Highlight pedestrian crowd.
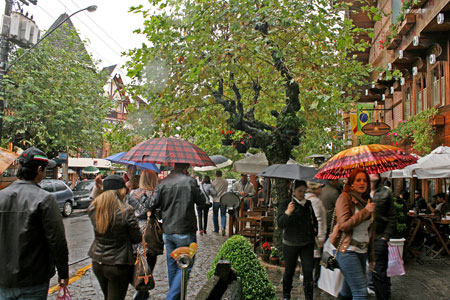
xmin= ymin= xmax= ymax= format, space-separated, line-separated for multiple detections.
xmin=2 ymin=146 xmax=444 ymax=300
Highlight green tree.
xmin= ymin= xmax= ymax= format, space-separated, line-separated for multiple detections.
xmin=127 ymin=0 xmax=372 ymax=246
xmin=3 ymin=24 xmax=111 ymax=157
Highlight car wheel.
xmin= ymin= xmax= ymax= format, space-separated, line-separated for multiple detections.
xmin=63 ymin=201 xmax=73 ymax=217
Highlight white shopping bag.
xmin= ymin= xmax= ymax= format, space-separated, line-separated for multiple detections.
xmin=317 ymin=239 xmax=344 ymax=297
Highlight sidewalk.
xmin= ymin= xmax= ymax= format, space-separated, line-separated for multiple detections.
xmin=53 ymin=212 xmax=450 ymax=299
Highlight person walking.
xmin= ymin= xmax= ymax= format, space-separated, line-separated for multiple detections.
xmin=126 ymin=170 xmax=160 ymax=300
xmin=330 ymin=168 xmax=375 ymax=300
xmin=319 ymin=179 xmax=342 ymax=234
xmin=232 ymin=173 xmax=255 ymax=211
xmin=0 ymin=147 xmax=69 ymax=299
xmin=197 ymin=175 xmax=216 ymax=235
xmin=369 ymin=173 xmax=396 ymax=300
xmin=305 ymin=181 xmax=327 ymax=287
xmin=88 ymin=175 xmax=141 ymax=300
xmin=211 ymin=170 xmax=228 ymax=236
xmin=148 ymin=163 xmax=205 ymax=300
xmin=278 ymin=180 xmax=318 ymax=300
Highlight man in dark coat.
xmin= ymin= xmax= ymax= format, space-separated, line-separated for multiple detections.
xmin=0 ymin=147 xmax=69 ymax=299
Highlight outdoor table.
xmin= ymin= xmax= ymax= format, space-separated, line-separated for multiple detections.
xmin=425 ymin=217 xmax=450 ymax=258
xmin=406 ymin=214 xmax=450 ymax=258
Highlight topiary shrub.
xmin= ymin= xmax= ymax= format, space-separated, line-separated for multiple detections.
xmin=207 ymin=235 xmax=276 ymax=300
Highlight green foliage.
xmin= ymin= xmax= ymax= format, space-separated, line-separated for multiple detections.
xmin=126 ymin=0 xmax=372 ymax=161
xmin=270 ymin=246 xmax=281 ymax=258
xmin=393 ymin=197 xmax=408 ymax=237
xmin=3 ymin=24 xmax=111 ymax=156
xmin=359 ymin=134 xmax=382 ymax=145
xmin=390 ymin=108 xmax=437 ymax=154
xmin=207 ymin=235 xmax=276 ymax=300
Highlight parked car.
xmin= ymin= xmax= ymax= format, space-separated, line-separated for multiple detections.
xmin=72 ymin=179 xmax=95 ymax=209
xmin=40 ymin=179 xmax=74 ymax=217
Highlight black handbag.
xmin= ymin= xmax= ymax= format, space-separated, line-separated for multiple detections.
xmin=132 ymin=234 xmax=155 ymax=291
xmin=320 ymin=208 xmax=342 ymax=270
xmin=144 ymin=215 xmax=164 ymax=256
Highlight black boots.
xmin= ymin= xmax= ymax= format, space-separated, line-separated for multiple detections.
xmin=303 ymin=281 xmax=314 ymax=300
xmin=282 ymin=278 xmax=292 ymax=300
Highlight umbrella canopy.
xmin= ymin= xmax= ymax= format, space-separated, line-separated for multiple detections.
xmin=121 ymin=138 xmax=215 ymax=167
xmin=258 ymin=164 xmax=318 ymax=181
xmin=0 ymin=147 xmax=19 ymax=174
xmin=82 ymin=166 xmax=100 ymax=174
xmin=403 ymin=146 xmax=450 ymax=178
xmin=232 ymin=152 xmax=268 ymax=175
xmin=105 ymin=152 xmax=161 ymax=173
xmin=193 ymin=155 xmax=232 ymax=172
xmin=316 ymin=144 xmax=418 ymax=179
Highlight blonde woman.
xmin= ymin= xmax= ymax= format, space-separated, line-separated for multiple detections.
xmin=126 ymin=170 xmax=159 ymax=300
xmin=88 ymin=175 xmax=141 ymax=300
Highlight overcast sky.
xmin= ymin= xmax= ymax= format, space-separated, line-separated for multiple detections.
xmin=1 ymin=0 xmax=151 ymax=82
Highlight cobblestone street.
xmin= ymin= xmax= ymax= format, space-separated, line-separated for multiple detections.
xmin=50 ymin=212 xmax=450 ymax=299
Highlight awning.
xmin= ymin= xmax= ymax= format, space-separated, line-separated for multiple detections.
xmin=68 ymin=157 xmax=112 ymax=169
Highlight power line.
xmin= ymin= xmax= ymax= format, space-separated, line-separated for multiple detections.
xmin=68 ymin=0 xmax=127 ymax=52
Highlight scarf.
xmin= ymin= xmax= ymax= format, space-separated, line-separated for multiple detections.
xmin=349 ymin=189 xmax=369 ymax=210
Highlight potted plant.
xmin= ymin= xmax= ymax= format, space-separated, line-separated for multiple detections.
xmin=261 ymin=242 xmax=271 ymax=262
xmin=270 ymin=246 xmax=280 ymax=265
xmin=221 ymin=129 xmax=234 ymax=145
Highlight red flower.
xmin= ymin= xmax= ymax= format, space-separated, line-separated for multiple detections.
xmin=221 ymin=129 xmax=225 ymax=134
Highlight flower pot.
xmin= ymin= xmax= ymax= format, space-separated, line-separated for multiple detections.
xmin=261 ymin=254 xmax=270 ymax=262
xmin=222 ymin=138 xmax=232 ymax=145
xmin=234 ymin=143 xmax=248 ymax=153
xmin=269 ymin=256 xmax=279 ymax=265
xmin=280 ymin=260 xmax=286 ymax=267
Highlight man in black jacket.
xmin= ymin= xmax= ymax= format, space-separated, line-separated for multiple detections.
xmin=370 ymin=173 xmax=397 ymax=300
xmin=149 ymin=163 xmax=205 ymax=300
xmin=0 ymin=147 xmax=69 ymax=299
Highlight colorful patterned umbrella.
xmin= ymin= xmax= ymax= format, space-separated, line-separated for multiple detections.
xmin=121 ymin=138 xmax=215 ymax=167
xmin=0 ymin=147 xmax=19 ymax=174
xmin=315 ymin=144 xmax=418 ymax=179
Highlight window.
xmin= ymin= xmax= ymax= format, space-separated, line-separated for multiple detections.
xmin=392 ymin=0 xmax=403 ymax=24
xmin=415 ymin=73 xmax=425 ymax=114
xmin=404 ymin=85 xmax=411 ymax=120
xmin=54 ymin=182 xmax=67 ymax=191
xmin=430 ymin=61 xmax=445 ymax=107
xmin=41 ymin=182 xmax=53 ymax=192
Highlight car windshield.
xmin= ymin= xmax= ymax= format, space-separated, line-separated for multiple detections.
xmin=73 ymin=181 xmax=94 ymax=191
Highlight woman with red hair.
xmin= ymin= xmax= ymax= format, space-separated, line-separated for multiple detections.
xmin=330 ymin=168 xmax=375 ymax=300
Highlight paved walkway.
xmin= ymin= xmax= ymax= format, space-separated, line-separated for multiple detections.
xmin=50 ymin=214 xmax=450 ymax=299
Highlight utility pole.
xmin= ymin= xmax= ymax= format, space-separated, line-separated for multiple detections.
xmin=0 ymin=0 xmax=13 ymax=145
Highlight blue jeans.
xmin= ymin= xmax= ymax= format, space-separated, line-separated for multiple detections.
xmin=0 ymin=281 xmax=49 ymax=300
xmin=163 ymin=233 xmax=197 ymax=300
xmin=212 ymin=202 xmax=226 ymax=232
xmin=336 ymin=251 xmax=368 ymax=300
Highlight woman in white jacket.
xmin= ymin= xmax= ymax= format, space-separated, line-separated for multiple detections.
xmin=305 ymin=181 xmax=327 ymax=286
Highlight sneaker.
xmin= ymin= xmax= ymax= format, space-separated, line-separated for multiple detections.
xmin=200 ymin=230 xmax=204 ymax=235
xmin=367 ymin=288 xmax=375 ymax=296
xmin=222 ymin=228 xmax=226 ymax=236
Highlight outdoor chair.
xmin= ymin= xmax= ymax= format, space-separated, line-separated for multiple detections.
xmin=236 ymin=216 xmax=261 ymax=251
xmin=259 ymin=216 xmax=274 ymax=243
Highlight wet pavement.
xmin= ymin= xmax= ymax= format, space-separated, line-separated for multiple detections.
xmin=50 ymin=212 xmax=450 ymax=299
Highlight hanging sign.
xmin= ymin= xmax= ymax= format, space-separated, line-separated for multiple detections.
xmin=361 ymin=122 xmax=391 ymax=136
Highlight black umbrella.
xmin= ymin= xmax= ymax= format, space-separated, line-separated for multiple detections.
xmin=257 ymin=164 xmax=319 ymax=181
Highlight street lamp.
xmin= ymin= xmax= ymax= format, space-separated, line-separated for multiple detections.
xmin=6 ymin=5 xmax=97 ymax=72
xmin=0 ymin=4 xmax=97 ymax=144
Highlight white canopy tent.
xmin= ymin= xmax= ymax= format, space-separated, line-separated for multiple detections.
xmin=232 ymin=152 xmax=268 ymax=174
xmin=403 ymin=146 xmax=450 ymax=179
